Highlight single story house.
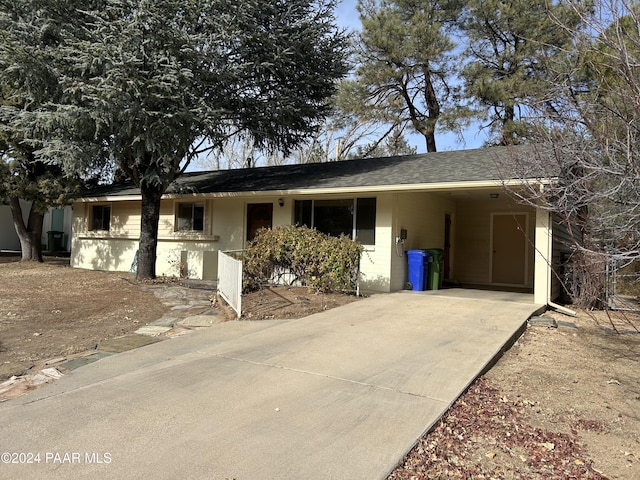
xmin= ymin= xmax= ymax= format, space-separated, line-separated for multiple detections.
xmin=70 ymin=145 xmax=571 ymax=305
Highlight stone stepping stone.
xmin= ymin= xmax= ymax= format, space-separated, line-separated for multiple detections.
xmin=134 ymin=325 xmax=172 ymax=337
xmin=150 ymin=316 xmax=178 ymax=327
xmin=177 ymin=314 xmax=223 ymax=328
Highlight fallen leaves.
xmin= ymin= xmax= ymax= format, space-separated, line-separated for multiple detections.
xmin=387 ymin=378 xmax=607 ymax=480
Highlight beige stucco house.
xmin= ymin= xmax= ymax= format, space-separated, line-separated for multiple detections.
xmin=70 ymin=145 xmax=571 ymax=305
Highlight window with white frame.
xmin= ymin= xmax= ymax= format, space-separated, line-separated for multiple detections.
xmin=91 ymin=205 xmax=111 ymax=231
xmin=176 ymin=202 xmax=204 ymax=232
xmin=294 ymin=198 xmax=376 ymax=245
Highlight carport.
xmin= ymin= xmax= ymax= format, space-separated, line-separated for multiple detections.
xmin=389 ymin=186 xmax=554 ymax=305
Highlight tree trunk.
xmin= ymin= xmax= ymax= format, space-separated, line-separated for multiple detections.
xmin=136 ymin=186 xmax=163 ymax=280
xmin=405 ymin=67 xmax=439 ymax=153
xmin=501 ymin=104 xmax=516 ymax=145
xmin=9 ymin=197 xmax=44 ymax=262
xmin=409 ymin=112 xmax=438 ymax=153
xmin=413 ymin=121 xmax=437 ymax=153
xmin=424 ymin=127 xmax=437 ymax=153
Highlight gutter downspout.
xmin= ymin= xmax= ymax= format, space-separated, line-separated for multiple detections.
xmin=548 ymin=300 xmax=577 ymax=317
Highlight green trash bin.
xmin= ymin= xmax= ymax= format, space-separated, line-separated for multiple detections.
xmin=425 ymin=248 xmax=444 ymax=290
xmin=47 ymin=231 xmax=64 ymax=252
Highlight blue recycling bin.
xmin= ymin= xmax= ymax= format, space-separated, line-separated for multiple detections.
xmin=407 ymin=249 xmax=430 ymax=291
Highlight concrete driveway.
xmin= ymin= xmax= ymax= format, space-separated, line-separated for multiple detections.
xmin=0 ymin=289 xmax=543 ymax=480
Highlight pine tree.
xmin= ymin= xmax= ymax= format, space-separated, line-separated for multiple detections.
xmin=352 ymin=0 xmax=467 ymax=152
xmin=459 ymin=0 xmax=587 ymax=145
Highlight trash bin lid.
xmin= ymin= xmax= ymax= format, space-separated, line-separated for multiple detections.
xmin=406 ymin=249 xmax=427 ymax=256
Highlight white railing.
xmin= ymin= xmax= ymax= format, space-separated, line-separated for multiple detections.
xmin=217 ymin=250 xmax=243 ymax=318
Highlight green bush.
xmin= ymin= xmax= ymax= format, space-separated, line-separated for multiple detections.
xmin=243 ymin=225 xmax=364 ymax=293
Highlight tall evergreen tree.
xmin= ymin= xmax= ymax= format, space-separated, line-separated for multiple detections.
xmin=0 ymin=3 xmax=85 ymax=261
xmin=459 ymin=0 xmax=587 ymax=145
xmin=4 ymin=0 xmax=349 ymax=279
xmin=352 ymin=0 xmax=467 ymax=153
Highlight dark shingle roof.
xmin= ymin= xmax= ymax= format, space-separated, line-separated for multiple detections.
xmin=84 ymin=145 xmax=554 ymax=198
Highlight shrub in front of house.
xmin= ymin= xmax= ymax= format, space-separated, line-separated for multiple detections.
xmin=243 ymin=225 xmax=363 ymax=294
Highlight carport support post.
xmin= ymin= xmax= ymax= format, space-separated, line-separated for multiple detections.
xmin=533 ymin=208 xmax=551 ymax=305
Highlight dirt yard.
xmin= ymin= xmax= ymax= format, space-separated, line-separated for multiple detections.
xmin=0 ymin=256 xmax=357 ymax=380
xmin=0 ymin=256 xmax=167 ymax=379
xmin=1 ymin=257 xmax=638 ymax=479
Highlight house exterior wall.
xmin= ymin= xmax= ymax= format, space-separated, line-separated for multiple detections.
xmin=73 ymin=197 xmax=225 ymax=277
xmin=71 ymin=194 xmax=396 ymax=292
xmin=534 ymin=209 xmax=552 ymax=304
xmin=388 ymin=192 xmax=456 ymax=291
xmin=208 ymin=195 xmax=392 ymax=289
xmin=71 ymin=188 xmax=547 ymax=299
xmin=453 ymin=196 xmax=536 ymax=287
xmin=73 ymin=200 xmax=139 ymax=273
xmin=355 ymin=193 xmax=393 ymax=292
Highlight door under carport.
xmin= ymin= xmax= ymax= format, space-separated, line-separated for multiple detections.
xmin=491 ymin=213 xmax=528 ymax=285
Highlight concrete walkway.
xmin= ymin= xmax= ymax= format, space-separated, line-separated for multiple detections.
xmin=0 ymin=289 xmax=543 ymax=480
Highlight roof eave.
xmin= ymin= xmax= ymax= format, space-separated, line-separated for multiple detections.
xmin=75 ymin=177 xmax=555 ymax=203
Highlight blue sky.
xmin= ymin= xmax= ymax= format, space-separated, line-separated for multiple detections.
xmin=333 ymin=0 xmax=486 ymax=153
xmin=335 ymin=0 xmax=361 ymax=31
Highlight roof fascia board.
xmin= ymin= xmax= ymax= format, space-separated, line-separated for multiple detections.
xmin=77 ymin=177 xmax=556 ymax=203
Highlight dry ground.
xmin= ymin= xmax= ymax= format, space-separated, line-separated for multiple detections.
xmin=1 ymin=257 xmax=638 ymax=479
xmin=0 ymin=255 xmax=357 ymax=379
xmin=388 ymin=309 xmax=640 ymax=480
xmin=0 ymin=256 xmax=167 ymax=379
